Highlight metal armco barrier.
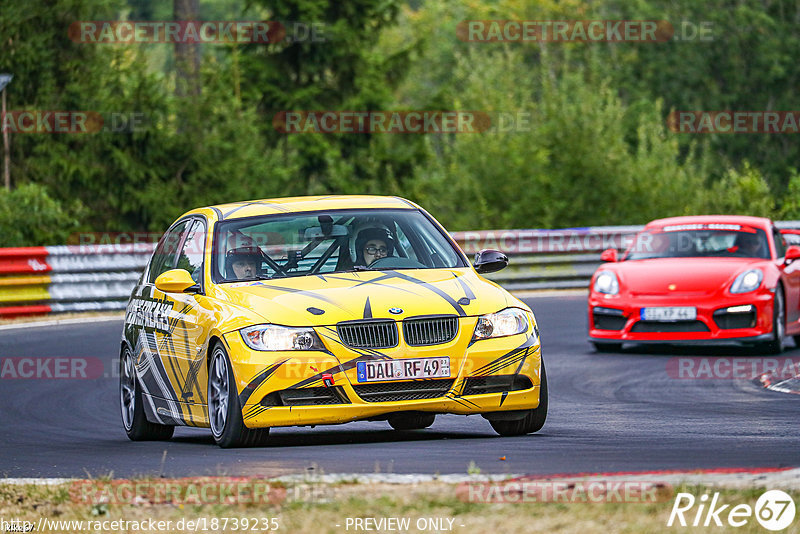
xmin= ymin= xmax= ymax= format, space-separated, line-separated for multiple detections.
xmin=0 ymin=244 xmax=153 ymax=317
xmin=2 ymin=222 xmax=799 ymax=317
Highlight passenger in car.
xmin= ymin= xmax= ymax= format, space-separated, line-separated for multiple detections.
xmin=225 ymin=246 xmax=261 ymax=279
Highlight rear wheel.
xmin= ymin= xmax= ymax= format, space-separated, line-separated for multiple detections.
xmin=760 ymin=288 xmax=786 ymax=355
xmin=592 ymin=342 xmax=622 ymax=353
xmin=388 ymin=412 xmax=435 ymax=430
xmin=120 ymin=347 xmax=174 ymax=441
xmin=208 ymin=344 xmax=269 ymax=448
xmin=489 ymin=361 xmax=548 ymax=437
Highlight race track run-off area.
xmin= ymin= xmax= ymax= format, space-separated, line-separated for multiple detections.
xmin=1 ymin=295 xmax=798 ymax=479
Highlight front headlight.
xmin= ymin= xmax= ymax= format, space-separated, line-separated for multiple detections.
xmin=594 ymin=271 xmax=619 ymax=295
xmin=473 ymin=308 xmax=530 ymax=340
xmin=240 ymin=324 xmax=325 ymax=351
xmin=730 ymin=269 xmax=763 ymax=294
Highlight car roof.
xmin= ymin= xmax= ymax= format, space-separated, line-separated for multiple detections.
xmin=644 ymin=215 xmax=773 ymax=231
xmin=182 ymin=195 xmax=420 ymax=222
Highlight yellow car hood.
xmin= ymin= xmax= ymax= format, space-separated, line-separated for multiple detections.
xmin=213 ymin=268 xmax=517 ymax=327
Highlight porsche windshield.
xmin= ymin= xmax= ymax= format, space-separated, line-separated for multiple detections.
xmin=626 ymin=226 xmax=770 ymax=260
xmin=212 ymin=209 xmax=466 ymax=282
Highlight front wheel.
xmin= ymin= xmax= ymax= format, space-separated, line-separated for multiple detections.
xmin=208 ymin=344 xmax=270 ymax=448
xmin=760 ymin=288 xmax=786 ymax=355
xmin=489 ymin=361 xmax=548 ymax=437
xmin=120 ymin=347 xmax=174 ymax=441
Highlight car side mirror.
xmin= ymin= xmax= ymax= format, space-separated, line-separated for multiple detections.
xmin=473 ymin=249 xmax=508 ymax=274
xmin=155 ymin=269 xmax=200 ymax=293
xmin=600 ymin=248 xmax=618 ymax=262
xmin=785 ymin=245 xmax=800 ymax=263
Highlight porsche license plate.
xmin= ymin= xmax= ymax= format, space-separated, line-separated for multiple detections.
xmin=356 ymin=357 xmax=450 ymax=383
xmin=640 ymin=307 xmax=697 ymax=321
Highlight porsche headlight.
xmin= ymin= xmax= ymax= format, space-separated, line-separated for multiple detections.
xmin=594 ymin=271 xmax=620 ymax=295
xmin=473 ymin=308 xmax=531 ymax=340
xmin=240 ymin=324 xmax=324 ymax=351
xmin=730 ymin=269 xmax=763 ymax=294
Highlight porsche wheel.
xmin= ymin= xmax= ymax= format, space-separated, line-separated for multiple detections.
xmin=120 ymin=347 xmax=174 ymax=441
xmin=388 ymin=412 xmax=435 ymax=430
xmin=489 ymin=361 xmax=548 ymax=437
xmin=760 ymin=288 xmax=786 ymax=355
xmin=208 ymin=344 xmax=269 ymax=448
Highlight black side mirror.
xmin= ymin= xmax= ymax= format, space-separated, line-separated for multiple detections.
xmin=473 ymin=249 xmax=508 ymax=274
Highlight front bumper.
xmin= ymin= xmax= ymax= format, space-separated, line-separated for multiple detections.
xmin=588 ymin=290 xmax=775 ymax=345
xmin=222 ymin=325 xmax=542 ymax=429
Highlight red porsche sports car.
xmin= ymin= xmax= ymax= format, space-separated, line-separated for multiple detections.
xmin=588 ymin=216 xmax=800 ymax=353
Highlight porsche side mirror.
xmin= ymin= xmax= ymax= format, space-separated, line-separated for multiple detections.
xmin=155 ymin=269 xmax=200 ymax=293
xmin=785 ymin=245 xmax=800 ymax=264
xmin=473 ymin=249 xmax=508 ymax=274
xmin=600 ymin=248 xmax=618 ymax=262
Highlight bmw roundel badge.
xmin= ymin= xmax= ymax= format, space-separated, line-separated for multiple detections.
xmin=389 ymin=307 xmax=403 ymax=315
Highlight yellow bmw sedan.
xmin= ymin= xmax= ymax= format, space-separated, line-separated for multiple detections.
xmin=120 ymin=195 xmax=546 ymax=447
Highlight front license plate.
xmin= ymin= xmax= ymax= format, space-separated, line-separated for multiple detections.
xmin=640 ymin=306 xmax=697 ymax=321
xmin=356 ymin=357 xmax=450 ymax=383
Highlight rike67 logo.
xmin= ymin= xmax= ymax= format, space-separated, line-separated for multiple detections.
xmin=668 ymin=490 xmax=795 ymax=531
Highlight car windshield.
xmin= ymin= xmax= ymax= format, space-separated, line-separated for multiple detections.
xmin=625 ymin=225 xmax=770 ymax=260
xmin=212 ymin=208 xmax=466 ymax=282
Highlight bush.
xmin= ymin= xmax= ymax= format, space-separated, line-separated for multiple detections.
xmin=0 ymin=184 xmax=84 ymax=246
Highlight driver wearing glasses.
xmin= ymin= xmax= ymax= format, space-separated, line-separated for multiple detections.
xmin=355 ymin=228 xmax=394 ymax=267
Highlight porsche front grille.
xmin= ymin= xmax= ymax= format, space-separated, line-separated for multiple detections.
xmin=353 ymin=379 xmax=455 ymax=402
xmin=337 ymin=320 xmax=398 ymax=349
xmin=631 ymin=320 xmax=709 ymax=333
xmin=403 ymin=316 xmax=458 ymax=346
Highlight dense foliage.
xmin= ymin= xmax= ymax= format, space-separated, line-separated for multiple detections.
xmin=1 ymin=0 xmax=798 ymax=244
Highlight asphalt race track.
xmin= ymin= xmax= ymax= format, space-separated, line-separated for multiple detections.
xmin=1 ymin=295 xmax=798 ymax=478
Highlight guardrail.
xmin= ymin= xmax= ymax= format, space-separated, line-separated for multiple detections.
xmin=0 ymin=244 xmax=153 ymax=317
xmin=2 ymin=222 xmax=800 ymax=317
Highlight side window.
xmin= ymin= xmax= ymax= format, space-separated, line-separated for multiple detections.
xmin=176 ymin=220 xmax=206 ymax=284
xmin=148 ymin=221 xmax=189 ymax=284
xmin=774 ymin=228 xmax=787 ymax=258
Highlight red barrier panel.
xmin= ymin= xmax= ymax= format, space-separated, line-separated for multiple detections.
xmin=0 ymin=304 xmax=52 ymax=318
xmin=0 ymin=258 xmax=52 ymax=274
xmin=0 ymin=247 xmax=49 ymax=258
xmin=0 ymin=247 xmax=52 ymax=275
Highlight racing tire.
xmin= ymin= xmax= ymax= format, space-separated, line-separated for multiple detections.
xmin=208 ymin=343 xmax=270 ymax=448
xmin=592 ymin=342 xmax=622 ymax=353
xmin=120 ymin=347 xmax=174 ymax=441
xmin=760 ymin=287 xmax=786 ymax=355
xmin=489 ymin=361 xmax=548 ymax=437
xmin=388 ymin=412 xmax=436 ymax=430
